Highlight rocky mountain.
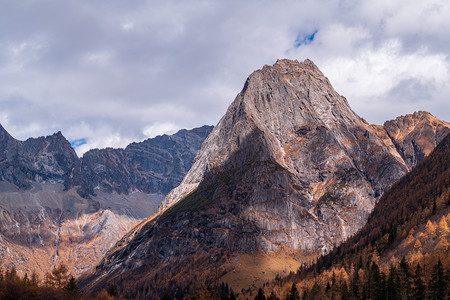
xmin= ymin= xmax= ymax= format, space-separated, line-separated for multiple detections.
xmin=0 ymin=125 xmax=79 ymax=190
xmin=381 ymin=111 xmax=449 ymax=169
xmin=244 ymin=132 xmax=450 ymax=300
xmin=0 ymin=125 xmax=212 ymax=277
xmin=324 ymin=131 xmax=449 ymax=269
xmin=80 ymin=59 xmax=449 ymax=299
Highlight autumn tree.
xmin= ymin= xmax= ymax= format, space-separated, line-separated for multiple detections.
xmin=437 ymin=218 xmax=449 ymax=237
xmin=30 ymin=271 xmax=39 ymax=286
xmin=46 ymin=263 xmax=70 ymax=288
xmin=286 ymin=283 xmax=300 ymax=300
xmin=268 ymin=291 xmax=279 ymax=300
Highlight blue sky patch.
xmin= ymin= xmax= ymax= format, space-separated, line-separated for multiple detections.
xmin=294 ymin=30 xmax=318 ymax=48
xmin=70 ymin=138 xmax=87 ymax=148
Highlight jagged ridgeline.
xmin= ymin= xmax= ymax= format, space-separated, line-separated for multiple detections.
xmin=0 ymin=125 xmax=212 ymax=278
xmin=80 ymin=59 xmax=449 ymax=299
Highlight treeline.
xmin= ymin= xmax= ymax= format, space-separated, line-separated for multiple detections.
xmin=235 ymin=255 xmax=447 ymax=299
xmin=0 ymin=264 xmax=129 ymax=299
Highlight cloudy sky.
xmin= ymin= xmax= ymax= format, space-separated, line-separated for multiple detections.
xmin=1 ymin=0 xmax=449 ymax=155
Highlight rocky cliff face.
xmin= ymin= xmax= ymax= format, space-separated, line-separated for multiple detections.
xmin=0 ymin=125 xmax=211 ymax=278
xmin=72 ymin=125 xmax=213 ymax=197
xmin=0 ymin=125 xmax=79 ymax=190
xmin=81 ymin=59 xmax=449 ymax=299
xmin=382 ymin=111 xmax=449 ymax=169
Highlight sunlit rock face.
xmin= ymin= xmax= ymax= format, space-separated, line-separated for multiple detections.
xmin=84 ymin=59 xmax=449 ymax=299
xmin=160 ymin=59 xmax=448 ymax=253
xmin=382 ymin=111 xmax=449 ymax=169
xmin=0 ymin=125 xmax=211 ymax=278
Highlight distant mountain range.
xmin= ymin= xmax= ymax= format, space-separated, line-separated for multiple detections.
xmin=80 ymin=59 xmax=449 ymax=299
xmin=0 ymin=124 xmax=212 ymax=277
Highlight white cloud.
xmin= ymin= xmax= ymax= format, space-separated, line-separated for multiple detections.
xmin=317 ymin=39 xmax=449 ymax=123
xmin=143 ymin=122 xmax=179 ymax=139
xmin=121 ymin=22 xmax=134 ymax=31
xmin=83 ymin=50 xmax=114 ymax=66
xmin=321 ymin=40 xmax=448 ymax=99
xmin=64 ymin=121 xmax=137 ymax=156
xmin=0 ymin=0 xmax=448 ymax=152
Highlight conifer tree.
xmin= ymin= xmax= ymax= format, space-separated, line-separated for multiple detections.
xmin=107 ymin=285 xmax=117 ymax=297
xmin=331 ymin=271 xmax=336 ymax=287
xmin=22 ymin=273 xmax=29 ymax=285
xmin=351 ymin=268 xmax=360 ymax=298
xmin=429 ymin=259 xmax=447 ymax=300
xmin=286 ymin=283 xmax=300 ymax=300
xmin=399 ymin=257 xmax=412 ymax=299
xmin=368 ymin=261 xmax=383 ymax=300
xmin=30 ymin=271 xmax=39 ymax=286
xmin=161 ymin=293 xmax=172 ymax=300
xmin=413 ymin=263 xmax=426 ymax=300
xmin=64 ymin=276 xmax=79 ymax=294
xmin=46 ymin=263 xmax=70 ymax=288
xmin=255 ymin=287 xmax=266 ymax=300
xmin=386 ymin=265 xmax=399 ymax=300
xmin=268 ymin=291 xmax=278 ymax=300
xmin=340 ymin=281 xmax=350 ymax=300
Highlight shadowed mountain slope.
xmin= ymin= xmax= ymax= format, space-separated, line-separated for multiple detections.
xmin=80 ymin=59 xmax=449 ymax=299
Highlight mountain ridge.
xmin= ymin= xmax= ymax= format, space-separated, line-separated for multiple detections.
xmin=243 ymin=132 xmax=450 ymax=300
xmin=80 ymin=59 xmax=449 ymax=299
xmin=0 ymin=124 xmax=212 ymax=278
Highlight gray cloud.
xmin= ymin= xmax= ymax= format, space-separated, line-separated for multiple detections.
xmin=0 ymin=0 xmax=449 ymax=155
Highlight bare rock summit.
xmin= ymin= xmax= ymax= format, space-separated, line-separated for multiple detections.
xmin=81 ymin=59 xmax=449 ymax=299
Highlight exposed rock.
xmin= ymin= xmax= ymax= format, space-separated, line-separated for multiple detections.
xmin=382 ymin=111 xmax=449 ymax=169
xmin=0 ymin=125 xmax=211 ymax=278
xmin=0 ymin=128 xmax=79 ymax=190
xmin=72 ymin=125 xmax=213 ymax=197
xmin=81 ymin=59 xmax=449 ymax=299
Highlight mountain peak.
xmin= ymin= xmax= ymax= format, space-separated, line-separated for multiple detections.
xmin=272 ymin=58 xmax=319 ymax=72
xmin=262 ymin=58 xmax=324 ymax=79
xmin=273 ymin=58 xmax=300 ymax=68
xmin=383 ymin=111 xmax=450 ymax=168
xmin=82 ymin=59 xmax=450 ymax=298
xmin=161 ymin=58 xmax=364 ymax=210
xmin=0 ymin=123 xmax=15 ymax=142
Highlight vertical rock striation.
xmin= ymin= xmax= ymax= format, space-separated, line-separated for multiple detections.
xmin=81 ymin=59 xmax=449 ymax=299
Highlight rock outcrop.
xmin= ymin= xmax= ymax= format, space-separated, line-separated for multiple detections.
xmin=0 ymin=126 xmax=79 ymax=190
xmin=382 ymin=111 xmax=449 ymax=169
xmin=0 ymin=125 xmax=212 ymax=277
xmin=81 ymin=59 xmax=449 ymax=299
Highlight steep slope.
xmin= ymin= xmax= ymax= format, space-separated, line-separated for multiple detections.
xmin=382 ymin=111 xmax=449 ymax=169
xmin=334 ymin=131 xmax=449 ymax=264
xmin=0 ymin=125 xmax=212 ymax=278
xmin=81 ymin=59 xmax=449 ymax=299
xmin=0 ymin=126 xmax=79 ymax=190
xmin=255 ymin=133 xmax=449 ymax=300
